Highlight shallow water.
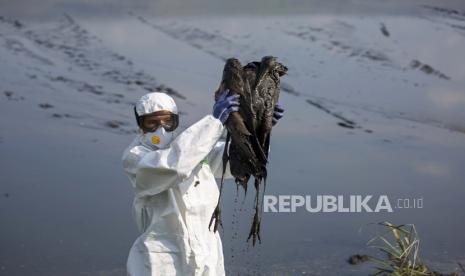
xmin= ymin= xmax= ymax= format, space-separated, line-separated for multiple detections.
xmin=1 ymin=1 xmax=465 ymax=275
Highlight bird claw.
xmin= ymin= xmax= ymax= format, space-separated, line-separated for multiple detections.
xmin=209 ymin=205 xmax=223 ymax=232
xmin=247 ymin=213 xmax=261 ymax=246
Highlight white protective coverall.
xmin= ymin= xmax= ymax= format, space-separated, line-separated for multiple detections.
xmin=122 ymin=92 xmax=232 ymax=276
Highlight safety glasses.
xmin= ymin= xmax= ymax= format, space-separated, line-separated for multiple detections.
xmin=140 ymin=112 xmax=179 ymax=132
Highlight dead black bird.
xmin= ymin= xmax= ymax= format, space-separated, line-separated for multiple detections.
xmin=208 ymin=56 xmax=287 ymax=245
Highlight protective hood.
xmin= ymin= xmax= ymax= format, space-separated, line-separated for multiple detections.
xmin=135 ymin=92 xmax=178 ymax=116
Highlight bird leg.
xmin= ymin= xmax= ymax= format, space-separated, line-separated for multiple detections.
xmin=209 ymin=132 xmax=231 ymax=232
xmin=247 ymin=177 xmax=264 ymax=246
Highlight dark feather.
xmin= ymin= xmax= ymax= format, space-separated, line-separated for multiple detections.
xmin=210 ymin=56 xmax=288 ymax=245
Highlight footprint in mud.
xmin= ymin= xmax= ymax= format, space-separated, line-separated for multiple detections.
xmin=284 ymin=25 xmax=392 ymax=65
xmin=134 ymin=14 xmax=249 ymax=64
xmin=50 ymin=75 xmax=106 ymax=96
xmin=74 ymin=119 xmax=135 ymax=135
xmin=52 ymin=113 xmax=131 ymax=134
xmin=358 ymin=49 xmax=390 ymax=62
xmin=3 ymin=91 xmax=25 ymax=101
xmin=79 ymin=83 xmax=104 ymax=95
xmin=104 ymin=93 xmax=129 ymax=104
xmin=306 ymin=99 xmax=361 ymax=129
xmin=4 ymin=37 xmax=55 ymax=66
xmin=2 ymin=15 xmax=185 ymax=138
xmin=380 ymin=23 xmax=390 ymax=37
xmin=20 ymin=14 xmax=184 ymax=100
xmin=39 ymin=103 xmax=54 ymax=109
xmin=105 ymin=120 xmax=125 ymax=129
xmin=51 ymin=113 xmax=72 ymax=118
xmin=105 ymin=98 xmax=121 ymax=104
xmin=409 ymin=59 xmax=450 ymax=80
xmin=0 ymin=16 xmax=24 ymax=29
xmin=306 ymin=99 xmax=376 ymax=134
xmin=338 ymin=122 xmax=356 ymax=129
xmin=4 ymin=91 xmax=12 ymax=98
xmin=423 ymin=5 xmax=465 ymax=19
xmin=421 ymin=5 xmax=465 ymax=36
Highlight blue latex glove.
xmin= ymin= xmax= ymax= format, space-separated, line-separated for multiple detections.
xmin=213 ymin=89 xmax=240 ymax=125
xmin=272 ymin=104 xmax=284 ymax=126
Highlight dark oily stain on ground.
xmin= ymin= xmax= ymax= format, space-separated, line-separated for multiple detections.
xmin=348 ymin=254 xmax=370 ymax=265
xmin=50 ymin=75 xmax=136 ymax=104
xmin=422 ymin=5 xmax=465 ymax=34
xmin=17 ymin=14 xmax=185 ymax=100
xmin=338 ymin=122 xmax=356 ymax=129
xmin=285 ymin=26 xmax=391 ymax=64
xmin=105 ymin=120 xmax=125 ymax=129
xmin=422 ymin=5 xmax=465 ymax=20
xmin=134 ymin=14 xmax=246 ymax=63
xmin=306 ymin=99 xmax=359 ymax=129
xmin=328 ymin=40 xmax=390 ymax=62
xmin=1 ymin=14 xmax=185 ymax=140
xmin=4 ymin=91 xmax=14 ymax=98
xmin=449 ymin=23 xmax=465 ymax=31
xmin=79 ymin=83 xmax=104 ymax=95
xmin=359 ymin=49 xmax=390 ymax=62
xmin=280 ymin=81 xmax=300 ymax=96
xmin=210 ymin=56 xmax=287 ymax=246
xmin=154 ymin=84 xmax=185 ymax=99
xmin=39 ymin=103 xmax=54 ymax=109
xmin=3 ymin=90 xmax=24 ymax=101
xmin=410 ymin=60 xmax=450 ymax=80
xmin=52 ymin=113 xmax=72 ymax=118
xmin=78 ymin=120 xmax=135 ymax=135
xmin=51 ymin=75 xmax=106 ymax=95
xmin=305 ymin=99 xmax=376 ymax=133
xmin=0 ymin=16 xmax=24 ymax=29
xmin=380 ymin=22 xmax=390 ymax=37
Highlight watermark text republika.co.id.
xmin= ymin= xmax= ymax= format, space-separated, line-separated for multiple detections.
xmin=263 ymin=195 xmax=424 ymax=213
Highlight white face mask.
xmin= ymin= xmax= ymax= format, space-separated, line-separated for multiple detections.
xmin=141 ymin=127 xmax=175 ymax=149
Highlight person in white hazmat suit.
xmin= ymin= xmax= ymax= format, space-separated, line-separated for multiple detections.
xmin=121 ymin=91 xmax=284 ymax=276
